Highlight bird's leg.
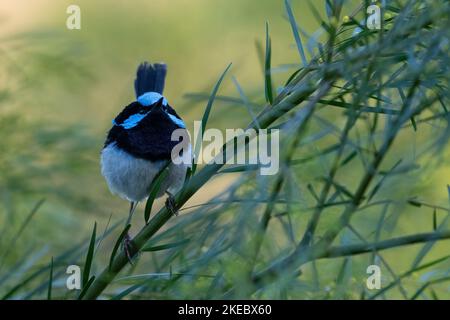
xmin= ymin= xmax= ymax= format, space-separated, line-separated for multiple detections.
xmin=123 ymin=201 xmax=138 ymax=264
xmin=125 ymin=201 xmax=137 ymax=226
xmin=165 ymin=191 xmax=178 ymax=216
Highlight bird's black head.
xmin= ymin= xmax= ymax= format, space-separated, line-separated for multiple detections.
xmin=104 ymin=62 xmax=188 ymax=161
xmin=105 ymin=94 xmax=187 ymax=161
xmin=112 ymin=94 xmax=184 ymax=130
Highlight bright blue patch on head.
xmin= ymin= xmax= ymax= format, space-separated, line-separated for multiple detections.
xmin=137 ymin=92 xmax=168 ymax=107
xmin=167 ymin=113 xmax=186 ymax=128
xmin=121 ymin=112 xmax=151 ymax=129
xmin=111 ymin=92 xmax=184 ymax=130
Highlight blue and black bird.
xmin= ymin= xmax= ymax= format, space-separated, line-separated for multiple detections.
xmin=101 ymin=62 xmax=191 ymax=257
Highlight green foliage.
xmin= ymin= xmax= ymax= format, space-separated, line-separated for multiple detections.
xmin=191 ymin=63 xmax=232 ymax=176
xmin=82 ymin=222 xmax=97 ymax=288
xmin=1 ymin=0 xmax=449 ymax=300
xmin=144 ymin=162 xmax=171 ymax=223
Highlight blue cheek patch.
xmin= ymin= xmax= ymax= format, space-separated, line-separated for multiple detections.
xmin=137 ymin=92 xmax=168 ymax=107
xmin=167 ymin=113 xmax=186 ymax=128
xmin=120 ymin=112 xmax=150 ymax=129
xmin=112 ymin=92 xmax=185 ymax=130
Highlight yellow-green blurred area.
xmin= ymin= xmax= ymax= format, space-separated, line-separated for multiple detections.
xmin=0 ymin=0 xmax=338 ymax=261
xmin=1 ymin=0 xmax=310 ymax=244
xmin=0 ymin=0 xmax=449 ymax=299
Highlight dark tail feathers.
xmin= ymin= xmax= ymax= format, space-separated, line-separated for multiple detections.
xmin=134 ymin=62 xmax=167 ymax=97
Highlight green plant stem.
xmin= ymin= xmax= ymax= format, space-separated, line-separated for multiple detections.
xmin=249 ymin=81 xmax=332 ymax=272
xmin=251 ymin=86 xmax=440 ymax=287
xmin=81 ymin=2 xmax=448 ymax=298
xmin=347 ymin=224 xmax=409 ymax=299
xmin=298 ymin=22 xmax=381 ymax=250
xmin=81 ymin=75 xmax=324 ymax=299
xmin=322 ymin=230 xmax=450 ymax=259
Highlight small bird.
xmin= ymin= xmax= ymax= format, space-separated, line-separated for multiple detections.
xmin=101 ymin=62 xmax=191 ymax=259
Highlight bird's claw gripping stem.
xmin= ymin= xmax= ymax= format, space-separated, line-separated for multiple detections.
xmin=165 ymin=192 xmax=178 ymax=216
xmin=123 ymin=233 xmax=135 ymax=265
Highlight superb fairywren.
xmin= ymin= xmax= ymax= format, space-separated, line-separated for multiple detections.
xmin=101 ymin=62 xmax=191 ymax=259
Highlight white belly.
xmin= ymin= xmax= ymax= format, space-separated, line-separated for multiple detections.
xmin=100 ymin=143 xmax=188 ymax=202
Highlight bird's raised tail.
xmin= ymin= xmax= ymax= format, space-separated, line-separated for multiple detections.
xmin=134 ymin=62 xmax=167 ymax=98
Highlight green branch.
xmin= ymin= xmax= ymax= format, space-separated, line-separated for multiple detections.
xmin=322 ymin=231 xmax=450 ymax=259
xmin=81 ymin=74 xmax=322 ymax=300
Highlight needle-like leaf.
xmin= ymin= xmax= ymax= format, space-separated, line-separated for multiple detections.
xmin=144 ymin=163 xmax=171 ymax=223
xmin=264 ymin=22 xmax=274 ymax=105
xmin=191 ymin=63 xmax=232 ymax=175
xmin=285 ymin=0 xmax=308 ymax=66
xmin=82 ymin=222 xmax=97 ymax=288
xmin=109 ymin=224 xmax=131 ymax=271
xmin=142 ymin=239 xmax=190 ymax=252
xmin=47 ymin=257 xmax=53 ymax=300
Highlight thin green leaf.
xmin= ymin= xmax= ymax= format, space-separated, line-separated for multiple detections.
xmin=264 ymin=22 xmax=274 ymax=104
xmin=144 ymin=163 xmax=171 ymax=223
xmin=433 ymin=209 xmax=437 ymax=231
xmin=437 ymin=94 xmax=448 ymax=114
xmin=231 ymin=76 xmax=260 ymax=129
xmin=191 ymin=63 xmax=232 ymax=175
xmin=78 ymin=276 xmax=96 ymax=300
xmin=284 ymin=67 xmax=303 ymax=86
xmin=410 ymin=276 xmax=450 ymax=300
xmin=307 ymin=183 xmax=320 ymax=202
xmin=83 ymin=222 xmax=97 ymax=288
xmin=0 ymin=198 xmax=45 ymax=272
xmin=340 ymin=150 xmax=357 ymax=167
xmin=407 ymin=198 xmax=422 ymax=207
xmin=323 ymin=177 xmax=356 ymax=200
xmin=335 ymin=257 xmax=351 ymax=298
xmin=254 ymin=39 xmax=265 ymax=73
xmin=429 ymin=288 xmax=439 ymax=300
xmin=411 ymin=213 xmax=450 ymax=269
xmin=369 ymin=255 xmax=450 ymax=299
xmin=317 ymin=99 xmax=400 ymax=115
xmin=336 ymin=257 xmax=350 ymax=285
xmin=367 ymin=159 xmax=402 ymax=202
xmin=47 ymin=257 xmax=53 ymax=300
xmin=285 ymin=0 xmax=308 ymax=66
xmin=410 ymin=117 xmax=417 ymax=131
xmin=1 ymin=220 xmax=122 ymax=300
xmin=184 ymin=93 xmax=259 ymax=108
xmin=142 ymin=239 xmax=190 ymax=252
xmin=109 ymin=224 xmax=131 ymax=271
xmin=325 ymin=0 xmax=333 ymax=18
xmin=1 ymin=242 xmax=83 ymax=300
xmin=218 ymin=164 xmax=260 ymax=174
xmin=111 ymin=282 xmax=147 ymax=300
xmin=0 ymin=246 xmax=46 ymax=287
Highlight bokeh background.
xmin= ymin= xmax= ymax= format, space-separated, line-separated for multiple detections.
xmin=1 ymin=0 xmax=331 ymax=262
xmin=1 ymin=0 xmax=449 ymax=299
xmin=1 ymin=0 xmax=305 ymax=250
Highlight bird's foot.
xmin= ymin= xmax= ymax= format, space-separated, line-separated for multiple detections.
xmin=165 ymin=192 xmax=178 ymax=216
xmin=122 ymin=233 xmax=135 ymax=265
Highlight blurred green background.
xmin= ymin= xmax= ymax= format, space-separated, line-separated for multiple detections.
xmin=0 ymin=0 xmax=324 ymax=257
xmin=1 ymin=0 xmax=449 ymax=299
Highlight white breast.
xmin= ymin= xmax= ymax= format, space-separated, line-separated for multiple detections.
xmin=100 ymin=143 xmax=189 ymax=202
